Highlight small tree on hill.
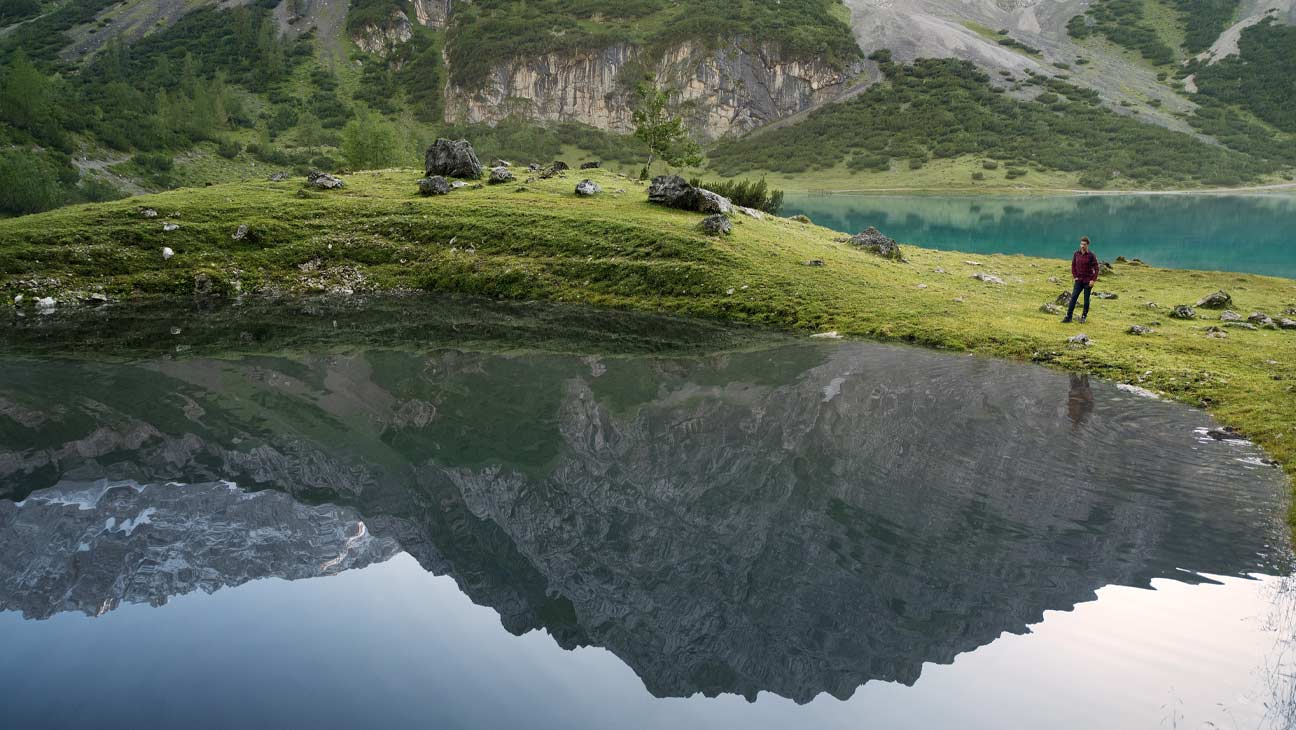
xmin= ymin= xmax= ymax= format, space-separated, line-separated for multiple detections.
xmin=341 ymin=107 xmax=402 ymax=170
xmin=632 ymin=77 xmax=702 ymax=179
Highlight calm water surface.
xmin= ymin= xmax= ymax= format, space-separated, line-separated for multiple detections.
xmin=783 ymin=193 xmax=1296 ymax=278
xmin=0 ymin=300 xmax=1292 ymax=729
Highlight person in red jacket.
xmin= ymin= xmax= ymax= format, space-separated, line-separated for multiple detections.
xmin=1062 ymin=236 xmax=1099 ymax=323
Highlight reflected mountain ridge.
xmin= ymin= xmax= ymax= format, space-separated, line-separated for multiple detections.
xmin=0 ymin=336 xmax=1290 ymax=703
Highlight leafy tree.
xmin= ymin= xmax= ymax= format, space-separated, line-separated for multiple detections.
xmin=632 ymin=78 xmax=702 ymax=177
xmin=341 ymin=107 xmax=402 ymax=169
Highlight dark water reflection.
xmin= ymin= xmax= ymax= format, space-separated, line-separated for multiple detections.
xmin=0 ymin=300 xmax=1291 ymax=725
xmin=782 ymin=193 xmax=1296 ymax=278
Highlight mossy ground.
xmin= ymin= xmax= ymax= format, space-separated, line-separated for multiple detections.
xmin=2 ymin=167 xmax=1294 ymax=519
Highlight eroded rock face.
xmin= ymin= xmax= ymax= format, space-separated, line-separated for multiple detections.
xmin=352 ymin=10 xmax=413 ymax=57
xmin=444 ymin=40 xmax=868 ymax=140
xmin=424 ymin=138 xmax=483 ymax=179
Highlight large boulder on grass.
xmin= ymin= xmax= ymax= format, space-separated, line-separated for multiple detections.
xmin=647 ymin=175 xmax=732 ymax=214
xmin=424 ymin=138 xmax=483 ymax=178
xmin=843 ymin=227 xmax=904 ymax=261
xmin=575 ymin=179 xmax=601 ymax=197
xmin=1196 ymin=290 xmax=1232 ymax=309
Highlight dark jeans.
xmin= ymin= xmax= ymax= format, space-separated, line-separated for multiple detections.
xmin=1065 ymin=279 xmax=1092 ymax=319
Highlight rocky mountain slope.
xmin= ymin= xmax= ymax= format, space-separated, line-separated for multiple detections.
xmin=0 ymin=334 xmax=1288 ymax=699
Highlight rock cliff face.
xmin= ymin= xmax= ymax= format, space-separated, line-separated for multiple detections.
xmin=0 ymin=342 xmax=1289 ymax=702
xmin=445 ymin=40 xmax=869 ymax=139
xmin=411 ymin=0 xmax=451 ymax=29
xmin=353 ymin=9 xmax=414 ymax=56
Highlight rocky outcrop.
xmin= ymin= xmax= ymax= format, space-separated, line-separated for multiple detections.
xmin=352 ymin=9 xmax=414 ymax=57
xmin=647 ymin=175 xmax=731 ymax=214
xmin=410 ymin=0 xmax=451 ymax=29
xmin=445 ymin=40 xmax=866 ymax=139
xmin=843 ymin=226 xmax=904 ymax=260
xmin=424 ymin=138 xmax=483 ymax=178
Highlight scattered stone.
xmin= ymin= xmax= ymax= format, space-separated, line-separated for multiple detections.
xmin=418 ymin=176 xmax=451 ymax=196
xmin=162 ymin=247 xmax=174 ymax=260
xmin=1067 ymin=333 xmax=1091 ymax=346
xmin=141 ymin=208 xmax=158 ymax=218
xmin=1283 ymin=307 xmax=1296 ymax=316
xmin=916 ymin=283 xmax=928 ymax=289
xmin=579 ymin=161 xmax=601 ymax=169
xmin=933 ymin=267 xmax=946 ymax=274
xmin=1127 ymin=324 xmax=1154 ymax=335
xmin=35 ymin=296 xmax=55 ymax=311
xmin=470 ymin=183 xmax=484 ymax=190
xmin=1055 ymin=291 xmax=1074 ymax=306
xmin=12 ymin=294 xmax=22 ymax=306
xmin=513 ymin=186 xmax=528 ymax=193
xmin=1169 ymin=305 xmax=1196 ymax=319
xmin=1279 ymin=318 xmax=1296 ymax=330
xmin=697 ymin=214 xmax=732 ymax=236
xmin=963 ymin=260 xmax=983 ymax=266
xmin=451 ymin=180 xmax=467 ymax=189
xmin=268 ymin=171 xmax=291 ymax=182
xmin=1144 ymin=302 xmax=1159 ymax=309
xmin=232 ymin=224 xmax=248 ymax=241
xmin=972 ymin=272 xmax=1005 ymax=285
xmin=424 ymin=138 xmax=483 ymax=178
xmin=1205 ymin=326 xmax=1228 ymax=339
xmin=810 ymin=331 xmax=842 ymax=339
xmin=841 ymin=227 xmax=903 ymax=261
xmin=575 ymin=179 xmax=601 ymax=197
xmin=1040 ymin=303 xmax=1061 ymax=314
xmin=85 ymin=293 xmax=109 ymax=306
xmin=1224 ymin=321 xmax=1258 ymax=330
xmin=306 ymin=170 xmax=345 ymax=189
xmin=1195 ymin=290 xmax=1232 ymax=309
xmin=1248 ymin=311 xmax=1276 ymax=328
xmin=488 ymin=166 xmax=515 ymax=184
xmin=1219 ymin=310 xmax=1243 ymax=322
xmin=527 ymin=163 xmax=541 ymax=172
xmin=1206 ymin=426 xmax=1247 ymax=441
xmin=550 ymin=160 xmax=570 ymax=172
xmin=162 ymin=222 xmax=180 ymax=232
xmin=646 ymin=175 xmax=732 ymax=214
xmin=803 ymin=259 xmax=825 ymax=267
xmin=1094 ymin=291 xmax=1118 ymax=299
xmin=490 ymin=159 xmax=511 ymax=168
xmin=1100 ymin=261 xmax=1116 ymax=275
xmin=1047 ymin=276 xmax=1059 ymax=283
xmin=735 ymin=205 xmax=764 ymax=220
xmin=790 ymin=214 xmax=811 ymax=224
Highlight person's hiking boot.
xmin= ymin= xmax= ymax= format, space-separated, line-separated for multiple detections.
xmin=1061 ymin=317 xmax=1072 ymax=324
xmin=1079 ymin=315 xmax=1087 ymax=323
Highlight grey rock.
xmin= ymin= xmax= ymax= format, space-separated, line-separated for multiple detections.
xmin=1279 ymin=318 xmax=1296 ymax=330
xmin=1248 ymin=312 xmax=1276 ymax=328
xmin=1206 ymin=427 xmax=1247 ymax=441
xmin=490 ymin=159 xmax=511 ymax=168
xmin=1224 ymin=322 xmax=1258 ymax=330
xmin=647 ymin=175 xmax=733 ymax=215
xmin=1094 ymin=292 xmax=1117 ymax=300
xmin=418 ymin=176 xmax=452 ymax=196
xmin=1067 ymin=333 xmax=1090 ymax=346
xmin=268 ymin=172 xmax=291 ymax=182
xmin=580 ymin=161 xmax=601 ymax=169
xmin=141 ymin=208 xmax=158 ymax=218
xmin=488 ymin=167 xmax=515 ymax=184
xmin=803 ymin=259 xmax=825 ymax=267
xmin=1055 ymin=291 xmax=1074 ymax=306
xmin=1127 ymin=325 xmax=1154 ymax=335
xmin=843 ymin=227 xmax=904 ymax=261
xmin=1219 ymin=310 xmax=1243 ymax=322
xmin=575 ymin=179 xmax=602 ymax=197
xmin=972 ymin=272 xmax=1005 ymax=285
xmin=232 ymin=224 xmax=249 ymax=241
xmin=1195 ymin=290 xmax=1232 ymax=309
xmin=451 ymin=181 xmax=467 ymax=189
xmin=306 ymin=170 xmax=345 ymax=189
xmin=162 ymin=222 xmax=180 ymax=232
xmin=1169 ymin=305 xmax=1196 ymax=320
xmin=550 ymin=160 xmax=570 ymax=172
xmin=161 ymin=247 xmax=174 ymax=260
xmin=1144 ymin=302 xmax=1160 ymax=309
xmin=527 ymin=163 xmax=542 ymax=172
xmin=424 ymin=138 xmax=483 ymax=178
xmin=698 ymin=214 xmax=732 ymax=236
xmin=1039 ymin=303 xmax=1061 ymax=315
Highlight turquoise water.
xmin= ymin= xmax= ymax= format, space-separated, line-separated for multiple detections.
xmin=782 ymin=193 xmax=1296 ymax=279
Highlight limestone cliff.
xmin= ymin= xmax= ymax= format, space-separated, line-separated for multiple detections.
xmin=445 ymin=40 xmax=870 ymax=139
xmin=353 ymin=8 xmax=414 ymax=56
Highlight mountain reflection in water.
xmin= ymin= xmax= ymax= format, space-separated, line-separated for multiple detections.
xmin=0 ymin=335 xmax=1290 ymax=704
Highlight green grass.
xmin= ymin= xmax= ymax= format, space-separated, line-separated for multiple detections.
xmin=2 ymin=168 xmax=1295 ymax=524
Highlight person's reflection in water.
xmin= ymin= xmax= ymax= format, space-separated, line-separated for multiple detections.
xmin=1068 ymin=373 xmax=1095 ymax=428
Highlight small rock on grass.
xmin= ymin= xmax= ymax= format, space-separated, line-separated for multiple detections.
xmin=1094 ymin=292 xmax=1117 ymax=300
xmin=1195 ymin=290 xmax=1232 ymax=309
xmin=1067 ymin=333 xmax=1091 ymax=346
xmin=575 ymin=179 xmax=601 ymax=197
xmin=1127 ymin=324 xmax=1154 ymax=335
xmin=791 ymin=214 xmax=811 ymax=224
xmin=972 ymin=272 xmax=1005 ymax=285
xmin=306 ymin=170 xmax=345 ymax=189
xmin=232 ymin=224 xmax=248 ymax=241
xmin=802 ymin=259 xmax=825 ymax=267
xmin=1220 ymin=310 xmax=1243 ymax=322
xmin=142 ymin=208 xmax=158 ymax=218
xmin=698 ymin=214 xmax=732 ymax=236
xmin=811 ymin=331 xmax=842 ymax=339
xmin=1170 ymin=305 xmax=1196 ymax=320
xmin=488 ymin=167 xmax=515 ymax=184
xmin=162 ymin=247 xmax=174 ymax=260
xmin=1279 ymin=318 xmax=1296 ymax=330
xmin=1040 ymin=303 xmax=1061 ymax=315
xmin=1205 ymin=326 xmax=1227 ymax=338
xmin=163 ymin=222 xmax=180 ymax=232
xmin=418 ymin=176 xmax=451 ymax=196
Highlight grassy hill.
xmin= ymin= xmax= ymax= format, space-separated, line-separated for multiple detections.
xmin=3 ymin=168 xmax=1295 ymax=518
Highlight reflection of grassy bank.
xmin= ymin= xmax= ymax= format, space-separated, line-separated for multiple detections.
xmin=2 ymin=168 xmax=1294 ymax=524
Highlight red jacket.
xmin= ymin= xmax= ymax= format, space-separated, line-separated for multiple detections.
xmin=1072 ymin=250 xmax=1099 ymax=284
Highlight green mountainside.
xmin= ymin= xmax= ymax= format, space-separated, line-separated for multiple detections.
xmin=0 ymin=0 xmax=1294 ymax=217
